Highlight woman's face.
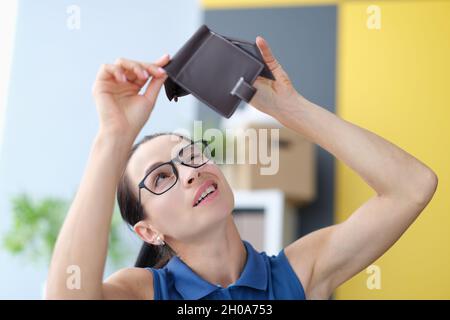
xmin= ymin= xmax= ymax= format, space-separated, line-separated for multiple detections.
xmin=126 ymin=134 xmax=235 ymax=244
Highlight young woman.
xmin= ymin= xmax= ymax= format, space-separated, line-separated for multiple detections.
xmin=46 ymin=36 xmax=438 ymax=300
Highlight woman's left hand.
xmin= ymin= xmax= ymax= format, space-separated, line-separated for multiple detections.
xmin=249 ymin=36 xmax=301 ymax=119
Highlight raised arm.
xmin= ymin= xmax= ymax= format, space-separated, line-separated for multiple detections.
xmin=279 ymin=96 xmax=437 ymax=299
xmin=250 ymin=37 xmax=438 ymax=299
xmin=45 ymin=56 xmax=169 ymax=299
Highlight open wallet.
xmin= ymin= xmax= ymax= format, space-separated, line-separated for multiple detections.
xmin=163 ymin=24 xmax=275 ymax=118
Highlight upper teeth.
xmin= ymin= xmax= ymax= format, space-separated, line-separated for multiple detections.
xmin=195 ymin=185 xmax=216 ymax=206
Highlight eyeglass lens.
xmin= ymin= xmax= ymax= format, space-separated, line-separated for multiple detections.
xmin=144 ymin=141 xmax=211 ymax=194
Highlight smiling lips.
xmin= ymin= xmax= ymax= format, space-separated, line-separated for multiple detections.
xmin=193 ymin=180 xmax=219 ymax=207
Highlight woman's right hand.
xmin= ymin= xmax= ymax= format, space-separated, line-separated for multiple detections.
xmin=92 ymin=55 xmax=170 ymax=142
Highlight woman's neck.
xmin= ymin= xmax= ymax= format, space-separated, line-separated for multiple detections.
xmin=174 ymin=215 xmax=247 ymax=288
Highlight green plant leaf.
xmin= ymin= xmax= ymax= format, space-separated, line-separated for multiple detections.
xmin=2 ymin=193 xmax=131 ymax=268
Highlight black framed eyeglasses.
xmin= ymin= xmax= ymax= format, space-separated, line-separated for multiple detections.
xmin=138 ymin=139 xmax=213 ymax=207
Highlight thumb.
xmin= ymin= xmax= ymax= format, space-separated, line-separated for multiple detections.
xmin=255 ymin=36 xmax=288 ymax=81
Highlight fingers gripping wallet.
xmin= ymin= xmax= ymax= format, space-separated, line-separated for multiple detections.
xmin=163 ymin=25 xmax=275 ymax=118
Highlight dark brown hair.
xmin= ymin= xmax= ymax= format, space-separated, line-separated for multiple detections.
xmin=117 ymin=132 xmax=191 ymax=268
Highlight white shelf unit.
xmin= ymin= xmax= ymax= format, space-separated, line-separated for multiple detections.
xmin=233 ymin=189 xmax=298 ymax=256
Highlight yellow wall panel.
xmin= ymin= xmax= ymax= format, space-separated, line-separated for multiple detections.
xmin=201 ymin=0 xmax=340 ymax=9
xmin=336 ymin=0 xmax=450 ymax=299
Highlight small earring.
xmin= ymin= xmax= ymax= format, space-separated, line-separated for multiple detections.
xmin=156 ymin=235 xmax=165 ymax=246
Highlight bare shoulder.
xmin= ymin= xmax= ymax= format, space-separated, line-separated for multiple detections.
xmin=284 ymin=226 xmax=334 ymax=300
xmin=103 ymin=267 xmax=154 ymax=300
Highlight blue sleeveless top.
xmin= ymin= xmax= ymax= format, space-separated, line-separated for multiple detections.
xmin=145 ymin=240 xmax=306 ymax=300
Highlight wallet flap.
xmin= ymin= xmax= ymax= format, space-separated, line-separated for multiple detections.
xmin=230 ymin=77 xmax=257 ymax=102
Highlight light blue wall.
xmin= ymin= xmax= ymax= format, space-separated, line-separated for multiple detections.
xmin=0 ymin=0 xmax=200 ymax=299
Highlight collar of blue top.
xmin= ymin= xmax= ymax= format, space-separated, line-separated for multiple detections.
xmin=165 ymin=240 xmax=268 ymax=300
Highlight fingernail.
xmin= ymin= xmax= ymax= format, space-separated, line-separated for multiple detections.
xmin=143 ymin=70 xmax=149 ymax=78
xmin=121 ymin=74 xmax=127 ymax=82
xmin=158 ymin=67 xmax=166 ymax=74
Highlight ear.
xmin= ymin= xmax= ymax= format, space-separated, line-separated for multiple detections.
xmin=133 ymin=220 xmax=163 ymax=246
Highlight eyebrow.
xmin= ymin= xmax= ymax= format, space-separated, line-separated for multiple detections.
xmin=143 ymin=147 xmax=182 ymax=176
xmin=142 ymin=139 xmax=195 ymax=177
xmin=144 ymin=161 xmax=166 ymax=177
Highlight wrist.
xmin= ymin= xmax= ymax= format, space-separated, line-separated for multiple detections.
xmin=94 ymin=129 xmax=134 ymax=155
xmin=275 ymin=93 xmax=309 ymax=123
xmin=92 ymin=131 xmax=134 ymax=179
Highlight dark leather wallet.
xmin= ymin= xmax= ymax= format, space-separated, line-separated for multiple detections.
xmin=163 ymin=24 xmax=274 ymax=118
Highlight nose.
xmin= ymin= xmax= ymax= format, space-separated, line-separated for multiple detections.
xmin=179 ymin=165 xmax=201 ymax=187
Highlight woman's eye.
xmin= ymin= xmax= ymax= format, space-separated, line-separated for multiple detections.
xmin=155 ymin=173 xmax=167 ymax=186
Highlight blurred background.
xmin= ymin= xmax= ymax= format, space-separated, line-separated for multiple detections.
xmin=0 ymin=0 xmax=449 ymax=299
